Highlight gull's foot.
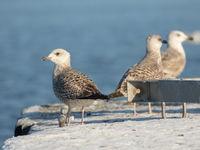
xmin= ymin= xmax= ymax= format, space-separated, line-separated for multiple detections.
xmin=133 ymin=112 xmax=146 ymax=116
xmin=148 ymin=112 xmax=161 ymax=116
xmin=67 ymin=122 xmax=71 ymax=126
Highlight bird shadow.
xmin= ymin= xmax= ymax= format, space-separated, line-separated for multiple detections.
xmin=17 ymin=105 xmax=200 ymax=136
xmin=183 ymin=107 xmax=200 ymax=114
xmin=72 ymin=109 xmax=151 ymax=119
xmin=84 ymin=117 xmax=160 ymax=124
xmin=21 ymin=111 xmax=60 ymax=120
xmin=162 ymin=107 xmax=200 ymax=114
xmin=21 ymin=106 xmax=200 ymax=122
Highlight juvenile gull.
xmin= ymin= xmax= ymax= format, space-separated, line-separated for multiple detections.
xmin=161 ymin=30 xmax=193 ymax=117
xmin=108 ymin=35 xmax=167 ymax=115
xmin=161 ymin=30 xmax=193 ymax=77
xmin=42 ymin=49 xmax=108 ymax=125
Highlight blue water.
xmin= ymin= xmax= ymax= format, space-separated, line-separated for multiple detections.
xmin=0 ymin=0 xmax=200 ymax=148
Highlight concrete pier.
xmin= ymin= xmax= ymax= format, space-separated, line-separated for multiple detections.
xmin=3 ymin=101 xmax=200 ymax=150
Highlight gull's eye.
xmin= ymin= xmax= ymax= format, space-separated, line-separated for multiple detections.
xmin=176 ymin=33 xmax=181 ymax=37
xmin=55 ymin=52 xmax=60 ymax=56
xmin=158 ymin=38 xmax=162 ymax=42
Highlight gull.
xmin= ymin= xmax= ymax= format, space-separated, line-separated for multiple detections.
xmin=162 ymin=30 xmax=193 ymax=77
xmin=108 ymin=35 xmax=167 ymax=115
xmin=161 ymin=30 xmax=193 ymax=117
xmin=42 ymin=49 xmax=108 ymax=125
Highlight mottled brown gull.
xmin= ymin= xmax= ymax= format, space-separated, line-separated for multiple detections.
xmin=42 ymin=49 xmax=108 ymax=125
xmin=108 ymin=35 xmax=167 ymax=115
xmin=161 ymin=30 xmax=193 ymax=77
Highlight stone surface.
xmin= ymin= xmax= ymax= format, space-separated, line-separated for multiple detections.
xmin=3 ymin=101 xmax=200 ymax=150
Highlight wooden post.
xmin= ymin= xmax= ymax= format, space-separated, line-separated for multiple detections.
xmin=60 ymin=106 xmax=68 ymax=115
xmin=58 ymin=115 xmax=66 ymax=127
xmin=182 ymin=103 xmax=187 ymax=118
xmin=161 ymin=102 xmax=166 ymax=119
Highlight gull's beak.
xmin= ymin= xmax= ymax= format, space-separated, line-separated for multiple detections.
xmin=41 ymin=56 xmax=50 ymax=61
xmin=187 ymin=36 xmax=194 ymax=41
xmin=162 ymin=40 xmax=168 ymax=44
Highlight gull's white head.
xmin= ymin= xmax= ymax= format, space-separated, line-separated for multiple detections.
xmin=168 ymin=30 xmax=193 ymax=45
xmin=146 ymin=35 xmax=167 ymax=53
xmin=42 ymin=49 xmax=71 ymax=67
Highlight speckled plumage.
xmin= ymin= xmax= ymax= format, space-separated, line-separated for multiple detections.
xmin=53 ymin=66 xmax=107 ymax=105
xmin=42 ymin=49 xmax=107 ymax=125
xmin=110 ymin=51 xmax=164 ymax=98
xmin=108 ymin=35 xmax=164 ymax=98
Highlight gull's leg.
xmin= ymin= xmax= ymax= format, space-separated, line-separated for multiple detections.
xmin=148 ymin=102 xmax=152 ymax=114
xmin=182 ymin=102 xmax=187 ymax=118
xmin=133 ymin=103 xmax=138 ymax=116
xmin=67 ymin=107 xmax=71 ymax=126
xmin=148 ymin=102 xmax=161 ymax=115
xmin=161 ymin=102 xmax=166 ymax=119
xmin=81 ymin=106 xmax=84 ymax=125
xmin=133 ymin=103 xmax=146 ymax=116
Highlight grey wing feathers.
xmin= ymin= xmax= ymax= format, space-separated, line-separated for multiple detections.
xmin=161 ymin=49 xmax=186 ymax=77
xmin=161 ymin=50 xmax=173 ymax=64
